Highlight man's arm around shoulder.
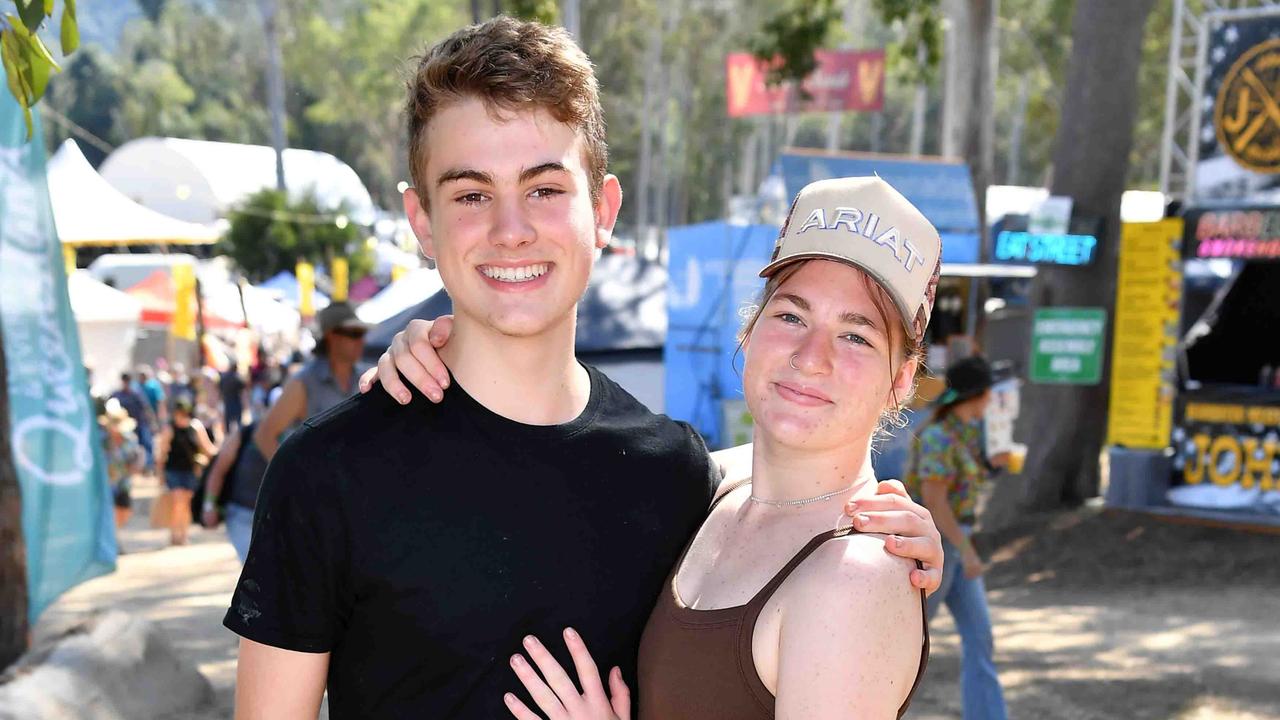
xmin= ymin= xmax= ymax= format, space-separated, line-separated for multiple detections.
xmin=775 ymin=537 xmax=924 ymax=719
xmin=235 ymin=638 xmax=328 ymax=719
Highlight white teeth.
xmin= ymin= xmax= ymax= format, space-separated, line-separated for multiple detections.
xmin=481 ymin=264 xmax=549 ymax=282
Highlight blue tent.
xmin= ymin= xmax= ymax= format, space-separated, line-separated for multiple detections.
xmin=259 ymin=270 xmax=330 ymax=309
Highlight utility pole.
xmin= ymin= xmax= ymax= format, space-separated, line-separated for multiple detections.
xmin=471 ymin=0 xmax=483 ymax=23
xmin=909 ymin=43 xmax=927 ymax=156
xmin=562 ymin=0 xmax=580 ymax=41
xmin=258 ymin=0 xmax=287 ymax=192
xmin=1007 ymin=75 xmax=1029 ymax=185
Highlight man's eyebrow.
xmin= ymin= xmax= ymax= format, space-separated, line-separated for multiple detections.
xmin=519 ymin=162 xmax=569 ymax=183
xmin=436 ymin=168 xmax=493 ymax=187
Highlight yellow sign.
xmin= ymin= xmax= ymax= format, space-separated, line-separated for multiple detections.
xmin=1182 ymin=431 xmax=1277 ymax=491
xmin=331 ymin=258 xmax=349 ymax=302
xmin=296 ymin=261 xmax=315 ymax=318
xmin=171 ymin=262 xmax=198 ymax=341
xmin=1106 ymin=220 xmax=1182 ymax=449
xmin=62 ymin=246 xmax=76 ymax=276
xmin=1215 ymin=38 xmax=1280 ymax=172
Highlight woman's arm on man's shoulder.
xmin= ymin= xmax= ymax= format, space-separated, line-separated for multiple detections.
xmin=774 ymin=535 xmax=925 ymax=720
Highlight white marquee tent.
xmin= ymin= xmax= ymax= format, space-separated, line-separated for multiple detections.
xmin=98 ymin=137 xmax=377 ymax=226
xmin=356 ymin=266 xmax=444 ymax=325
xmin=47 ymin=140 xmax=220 ymax=247
xmin=68 ymin=271 xmax=142 ymax=394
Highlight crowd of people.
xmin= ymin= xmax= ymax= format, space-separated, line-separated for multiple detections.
xmin=91 ymin=300 xmax=371 ymax=553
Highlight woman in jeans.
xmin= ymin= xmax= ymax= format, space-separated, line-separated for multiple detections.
xmin=906 ymin=355 xmax=1009 ymax=720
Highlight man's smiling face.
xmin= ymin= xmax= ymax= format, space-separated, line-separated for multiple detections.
xmin=403 ymin=97 xmax=620 ymax=341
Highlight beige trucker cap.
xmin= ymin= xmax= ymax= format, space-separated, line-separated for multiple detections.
xmin=760 ymin=176 xmax=942 ymax=340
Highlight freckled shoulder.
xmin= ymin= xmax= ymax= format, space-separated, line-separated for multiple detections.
xmin=791 ymin=531 xmax=919 ymax=604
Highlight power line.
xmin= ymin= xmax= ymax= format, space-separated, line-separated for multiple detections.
xmin=40 ymin=105 xmax=116 ymax=156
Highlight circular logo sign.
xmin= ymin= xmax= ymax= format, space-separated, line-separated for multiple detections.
xmin=1216 ymin=38 xmax=1280 ymax=173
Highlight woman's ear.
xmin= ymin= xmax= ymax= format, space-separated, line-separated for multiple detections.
xmin=887 ymin=355 xmax=919 ymax=411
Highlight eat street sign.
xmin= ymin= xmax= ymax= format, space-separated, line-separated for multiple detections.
xmin=1030 ymin=307 xmax=1107 ymax=385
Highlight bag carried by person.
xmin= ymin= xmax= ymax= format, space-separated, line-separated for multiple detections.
xmin=149 ymin=490 xmax=175 ymax=528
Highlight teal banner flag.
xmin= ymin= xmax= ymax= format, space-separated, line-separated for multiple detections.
xmin=0 ymin=94 xmax=116 ymax=623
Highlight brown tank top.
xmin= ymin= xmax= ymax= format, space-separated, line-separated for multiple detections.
xmin=636 ymin=484 xmax=929 ymax=719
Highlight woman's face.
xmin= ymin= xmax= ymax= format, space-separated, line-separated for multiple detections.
xmin=742 ymin=260 xmax=917 ymax=452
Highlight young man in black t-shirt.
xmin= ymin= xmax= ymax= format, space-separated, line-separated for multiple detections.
xmin=226 ymin=18 xmax=942 ymax=719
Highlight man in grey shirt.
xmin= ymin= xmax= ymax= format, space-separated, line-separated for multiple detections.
xmin=253 ymin=301 xmax=371 ymax=460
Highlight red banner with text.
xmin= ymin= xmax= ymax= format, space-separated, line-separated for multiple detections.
xmin=725 ymin=49 xmax=885 ymax=118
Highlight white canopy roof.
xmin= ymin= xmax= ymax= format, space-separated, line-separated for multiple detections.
xmin=356 ymin=266 xmax=444 ymax=325
xmin=67 ymin=270 xmax=142 ymax=323
xmin=47 ymin=140 xmax=221 ymax=246
xmin=202 ymin=281 xmax=301 ymax=337
xmin=98 ymin=137 xmax=377 ymax=226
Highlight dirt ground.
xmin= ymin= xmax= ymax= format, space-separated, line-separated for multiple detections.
xmin=909 ymin=506 xmax=1280 ymax=719
xmin=32 ymin=481 xmax=1280 ymax=719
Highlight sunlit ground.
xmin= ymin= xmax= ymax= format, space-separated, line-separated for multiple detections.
xmin=33 ymin=478 xmax=1280 ymax=720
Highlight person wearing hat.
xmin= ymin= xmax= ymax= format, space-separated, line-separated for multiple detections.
xmin=363 ymin=174 xmax=943 ymax=718
xmin=252 ymin=301 xmax=372 ymax=461
xmin=100 ymin=398 xmax=144 ymax=530
xmin=905 ymin=354 xmax=1011 ymax=720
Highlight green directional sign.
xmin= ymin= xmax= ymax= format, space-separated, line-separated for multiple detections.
xmin=1030 ymin=307 xmax=1107 ymax=385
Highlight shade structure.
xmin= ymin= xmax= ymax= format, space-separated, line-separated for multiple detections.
xmin=201 ymin=280 xmax=301 ymax=337
xmin=124 ymin=269 xmax=241 ymax=331
xmin=356 ymin=266 xmax=444 ymax=325
xmin=98 ymin=136 xmax=377 ymax=226
xmin=258 ymin=270 xmax=330 ymax=310
xmin=67 ymin=271 xmax=142 ymax=394
xmin=46 ymin=139 xmax=221 ymax=246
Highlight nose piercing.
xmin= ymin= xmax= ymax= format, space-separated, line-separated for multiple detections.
xmin=789 ymin=354 xmax=799 ymax=371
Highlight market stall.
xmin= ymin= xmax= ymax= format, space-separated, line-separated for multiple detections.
xmin=1105 ymin=207 xmax=1280 ymax=525
xmin=1166 ymin=206 xmax=1280 ymax=521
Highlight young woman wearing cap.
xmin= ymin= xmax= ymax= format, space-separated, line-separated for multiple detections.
xmin=905 ymin=355 xmax=1010 ymax=720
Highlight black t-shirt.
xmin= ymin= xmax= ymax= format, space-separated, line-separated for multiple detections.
xmin=223 ymin=365 xmax=716 ymax=718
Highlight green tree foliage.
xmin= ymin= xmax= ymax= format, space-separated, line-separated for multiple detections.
xmin=282 ymin=0 xmax=465 ymax=208
xmin=43 ymin=43 xmax=120 ymax=164
xmin=1 ymin=0 xmax=78 ymax=138
xmin=748 ymin=0 xmax=842 ymax=90
xmin=504 ymin=0 xmax=557 ymax=25
xmin=220 ymin=188 xmax=372 ymax=283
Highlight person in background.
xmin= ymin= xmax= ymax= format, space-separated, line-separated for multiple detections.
xmin=111 ymin=372 xmax=156 ymax=477
xmin=200 ymin=420 xmax=267 ymax=563
xmin=194 ymin=366 xmax=226 ymax=446
xmin=252 ymin=301 xmax=370 ymax=461
xmin=100 ymin=398 xmax=143 ymax=531
xmin=137 ymin=365 xmax=168 ymax=427
xmin=155 ymin=397 xmax=219 ymax=546
xmin=168 ymin=362 xmax=195 ymax=410
xmin=906 ymin=355 xmax=1010 ymax=720
xmin=220 ymin=366 xmax=247 ymax=432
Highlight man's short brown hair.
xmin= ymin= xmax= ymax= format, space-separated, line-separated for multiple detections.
xmin=405 ymin=16 xmax=608 ymax=207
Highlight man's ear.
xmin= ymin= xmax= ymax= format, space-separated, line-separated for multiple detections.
xmin=403 ymin=187 xmax=435 ymax=260
xmin=593 ymin=174 xmax=624 ymax=250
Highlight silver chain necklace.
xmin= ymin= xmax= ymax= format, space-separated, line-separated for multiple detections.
xmin=748 ymin=482 xmax=859 ymax=508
